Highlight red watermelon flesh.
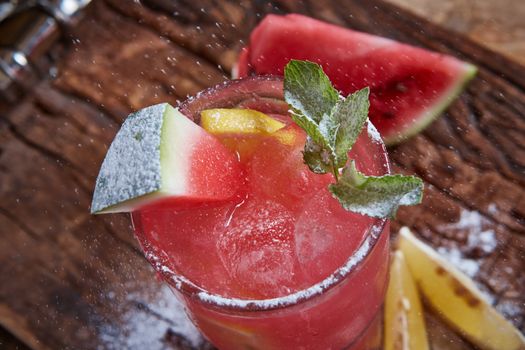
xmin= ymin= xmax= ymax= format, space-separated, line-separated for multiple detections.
xmin=236 ymin=14 xmax=476 ymax=145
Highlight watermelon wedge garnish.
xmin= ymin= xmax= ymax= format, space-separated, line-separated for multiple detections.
xmin=91 ymin=103 xmax=242 ymax=214
xmin=235 ymin=14 xmax=477 ymax=145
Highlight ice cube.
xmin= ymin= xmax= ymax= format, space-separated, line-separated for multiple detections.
xmin=216 ymin=198 xmax=300 ymax=298
xmin=294 ymin=190 xmax=370 ymax=284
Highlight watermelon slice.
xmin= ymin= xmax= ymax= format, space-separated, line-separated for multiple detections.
xmin=235 ymin=14 xmax=477 ymax=145
xmin=91 ymin=103 xmax=242 ymax=214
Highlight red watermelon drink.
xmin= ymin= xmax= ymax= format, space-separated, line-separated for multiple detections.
xmin=91 ymin=62 xmax=422 ymax=349
xmin=132 ymin=76 xmax=390 ymax=350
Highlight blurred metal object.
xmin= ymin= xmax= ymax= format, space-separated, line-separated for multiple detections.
xmin=0 ymin=0 xmax=91 ymax=103
xmin=38 ymin=0 xmax=91 ymax=25
xmin=0 ymin=2 xmax=16 ymax=22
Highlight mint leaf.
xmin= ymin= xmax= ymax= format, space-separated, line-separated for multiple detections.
xmin=332 ymin=87 xmax=370 ymax=167
xmin=284 ymin=60 xmax=339 ymax=175
xmin=329 ymin=161 xmax=423 ymax=218
xmin=284 ymin=60 xmax=339 ymax=124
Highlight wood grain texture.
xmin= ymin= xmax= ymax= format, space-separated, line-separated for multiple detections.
xmin=0 ymin=0 xmax=524 ymax=349
xmin=385 ymin=0 xmax=525 ymax=66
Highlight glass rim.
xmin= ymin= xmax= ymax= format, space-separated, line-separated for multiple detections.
xmin=155 ymin=75 xmax=391 ymax=312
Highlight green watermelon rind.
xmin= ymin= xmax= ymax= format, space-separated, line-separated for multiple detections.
xmin=384 ymin=62 xmax=477 ymax=146
xmin=91 ymin=105 xmax=197 ymax=214
xmin=93 ymin=191 xmax=166 ymax=214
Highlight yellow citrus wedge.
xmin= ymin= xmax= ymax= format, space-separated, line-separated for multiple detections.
xmin=384 ymin=250 xmax=429 ymax=350
xmin=399 ymin=227 xmax=525 ymax=350
xmin=201 ymin=108 xmax=284 ymax=135
xmin=200 ymin=108 xmax=288 ymax=158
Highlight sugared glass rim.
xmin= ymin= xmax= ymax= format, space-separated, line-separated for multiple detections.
xmin=145 ymin=75 xmax=391 ymax=312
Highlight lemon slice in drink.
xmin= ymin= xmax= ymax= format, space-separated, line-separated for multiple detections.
xmin=201 ymin=108 xmax=284 ymax=135
xmin=201 ymin=108 xmax=287 ymax=158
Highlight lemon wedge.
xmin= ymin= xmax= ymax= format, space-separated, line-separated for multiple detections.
xmin=384 ymin=250 xmax=429 ymax=350
xmin=399 ymin=227 xmax=525 ymax=350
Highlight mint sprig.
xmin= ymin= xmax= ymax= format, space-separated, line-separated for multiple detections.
xmin=284 ymin=60 xmax=423 ymax=218
xmin=284 ymin=60 xmax=369 ymax=179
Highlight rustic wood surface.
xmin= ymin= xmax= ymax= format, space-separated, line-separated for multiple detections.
xmin=387 ymin=0 xmax=525 ymax=66
xmin=0 ymin=0 xmax=524 ymax=349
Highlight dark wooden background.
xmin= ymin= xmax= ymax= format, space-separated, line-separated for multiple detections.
xmin=1 ymin=1 xmax=524 ymax=349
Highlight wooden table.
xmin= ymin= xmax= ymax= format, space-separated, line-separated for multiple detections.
xmin=388 ymin=0 xmax=525 ymax=66
xmin=1 ymin=1 xmax=524 ymax=349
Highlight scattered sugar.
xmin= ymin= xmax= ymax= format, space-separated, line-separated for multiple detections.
xmin=488 ymin=203 xmax=498 ymax=215
xmin=467 ymin=230 xmax=497 ymax=254
xmin=98 ymin=284 xmax=204 ymax=350
xmin=440 ymin=209 xmax=498 ymax=253
xmin=437 ymin=209 xmax=498 ymax=277
xmin=436 ymin=247 xmax=480 ymax=277
xmin=144 ymin=285 xmax=203 ymax=346
xmin=448 ymin=209 xmax=485 ymax=230
xmin=495 ymin=299 xmax=523 ymax=319
xmin=437 ymin=209 xmax=499 ymax=303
